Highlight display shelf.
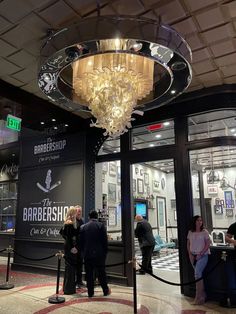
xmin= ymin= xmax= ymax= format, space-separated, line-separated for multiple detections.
xmin=0 ymin=181 xmax=17 ymax=233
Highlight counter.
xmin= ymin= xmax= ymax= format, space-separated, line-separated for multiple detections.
xmin=205 ymin=245 xmax=236 ymax=306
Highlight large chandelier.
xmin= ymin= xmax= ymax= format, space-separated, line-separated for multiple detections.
xmin=38 ymin=16 xmax=192 ymax=137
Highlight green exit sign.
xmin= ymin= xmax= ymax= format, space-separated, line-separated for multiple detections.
xmin=6 ymin=114 xmax=22 ymax=131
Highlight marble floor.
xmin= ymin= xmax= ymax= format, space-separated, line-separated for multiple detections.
xmin=0 ymin=256 xmax=236 ymax=313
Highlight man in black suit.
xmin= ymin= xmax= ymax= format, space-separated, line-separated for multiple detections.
xmin=75 ymin=205 xmax=85 ymax=288
xmin=135 ymin=214 xmax=155 ymax=274
xmin=80 ymin=210 xmax=110 ymax=298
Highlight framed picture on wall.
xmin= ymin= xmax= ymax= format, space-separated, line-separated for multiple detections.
xmin=224 ymin=191 xmax=234 ymax=208
xmin=153 ymin=180 xmax=159 ymax=191
xmin=226 ymin=208 xmax=234 ymax=217
xmin=117 ymin=166 xmax=121 ymax=184
xmin=174 ymin=210 xmax=177 ymax=221
xmin=108 ymin=183 xmax=116 ymax=202
xmin=157 ymin=197 xmax=165 ymax=227
xmin=118 ymin=190 xmax=121 ymax=201
xmin=109 ymin=162 xmax=117 ymax=177
xmin=133 ymin=179 xmax=136 ymax=192
xmin=161 ymin=177 xmax=165 ymax=190
xmin=135 ymin=167 xmax=139 ymax=174
xmin=140 ymin=169 xmax=144 ymax=176
xmin=214 ymin=204 xmax=223 ymax=215
xmin=102 ymin=162 xmax=108 ymax=173
xmin=215 ymin=198 xmax=224 ymax=206
xmin=137 ymin=179 xmax=144 ymax=194
xmin=171 ymin=199 xmax=176 ymax=209
xmin=108 ymin=206 xmax=117 ymax=226
xmin=207 ymin=185 xmax=218 ymax=195
xmin=144 ymin=173 xmax=149 ymax=185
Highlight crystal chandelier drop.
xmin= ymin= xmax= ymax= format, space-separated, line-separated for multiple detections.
xmin=38 ymin=16 xmax=192 ymax=138
xmin=72 ymin=39 xmax=154 ymax=136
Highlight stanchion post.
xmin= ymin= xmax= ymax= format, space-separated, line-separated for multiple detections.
xmin=0 ymin=245 xmax=14 ymax=290
xmin=129 ymin=258 xmax=138 ymax=314
xmin=220 ymin=250 xmax=233 ymax=308
xmin=48 ymin=251 xmax=65 ymax=304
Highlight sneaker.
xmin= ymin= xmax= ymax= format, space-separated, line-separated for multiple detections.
xmin=104 ymin=287 xmax=111 ymax=296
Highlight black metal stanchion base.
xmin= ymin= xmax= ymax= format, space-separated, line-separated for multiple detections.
xmin=0 ymin=283 xmax=14 ymax=290
xmin=48 ymin=295 xmax=65 ymax=304
xmin=220 ymin=297 xmax=236 ymax=308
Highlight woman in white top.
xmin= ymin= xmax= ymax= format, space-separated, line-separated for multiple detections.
xmin=187 ymin=215 xmax=211 ymax=305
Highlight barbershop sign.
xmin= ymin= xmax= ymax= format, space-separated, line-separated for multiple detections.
xmin=21 ymin=133 xmax=85 ymax=167
xmin=16 ymin=163 xmax=83 ymax=241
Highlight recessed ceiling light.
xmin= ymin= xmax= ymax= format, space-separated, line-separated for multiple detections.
xmin=12 ymin=153 xmax=15 ymax=157
xmin=52 ymin=118 xmax=56 ymax=122
xmin=155 ymin=134 xmax=162 ymax=138
xmin=170 ymin=90 xmax=176 ymax=94
xmin=149 ymin=144 xmax=154 ymax=147
xmin=163 ymin=121 xmax=170 ymax=126
xmin=54 ymin=126 xmax=58 ymax=129
xmin=65 ymin=124 xmax=69 ymax=127
xmin=114 ymin=150 xmax=117 ymax=153
xmin=231 ymin=129 xmax=235 ymax=133
xmin=40 ymin=121 xmax=45 ymax=125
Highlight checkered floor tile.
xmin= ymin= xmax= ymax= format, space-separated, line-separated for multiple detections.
xmin=136 ymin=250 xmax=179 ymax=272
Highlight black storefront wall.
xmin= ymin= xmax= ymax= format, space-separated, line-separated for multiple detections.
xmin=13 ymin=132 xmax=85 ymax=270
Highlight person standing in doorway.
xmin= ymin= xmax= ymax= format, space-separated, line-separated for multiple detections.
xmin=75 ymin=204 xmax=85 ymax=288
xmin=80 ymin=210 xmax=110 ymax=298
xmin=60 ymin=206 xmax=78 ymax=294
xmin=134 ymin=214 xmax=155 ymax=275
xmin=225 ymin=221 xmax=236 ymax=245
xmin=187 ymin=215 xmax=211 ymax=305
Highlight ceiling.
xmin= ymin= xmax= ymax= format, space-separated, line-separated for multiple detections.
xmin=0 ymin=0 xmax=236 ymax=162
xmin=0 ymin=0 xmax=235 ymax=122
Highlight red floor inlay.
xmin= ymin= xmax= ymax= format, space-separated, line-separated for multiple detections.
xmin=33 ymin=298 xmax=149 ymax=314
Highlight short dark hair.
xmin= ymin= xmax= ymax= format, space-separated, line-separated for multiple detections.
xmin=89 ymin=210 xmax=98 ymax=219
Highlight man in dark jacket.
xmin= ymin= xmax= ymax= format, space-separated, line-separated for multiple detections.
xmin=80 ymin=210 xmax=110 ymax=298
xmin=135 ymin=214 xmax=155 ymax=274
xmin=75 ymin=205 xmax=85 ymax=288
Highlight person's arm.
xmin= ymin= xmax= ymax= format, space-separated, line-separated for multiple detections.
xmin=196 ymin=234 xmax=211 ymax=260
xmin=187 ymin=238 xmax=194 ymax=264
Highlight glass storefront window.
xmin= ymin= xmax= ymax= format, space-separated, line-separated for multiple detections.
xmin=95 ymin=161 xmax=122 ymax=241
xmin=188 ymin=110 xmax=236 ymax=141
xmin=98 ymin=137 xmax=120 ymax=155
xmin=0 ymin=120 xmax=19 ymax=145
xmin=0 ymin=181 xmax=17 ymax=232
xmin=132 ymin=120 xmax=174 ymax=150
xmin=132 ymin=159 xmax=177 ymax=248
xmin=189 ymin=146 xmax=236 ymax=244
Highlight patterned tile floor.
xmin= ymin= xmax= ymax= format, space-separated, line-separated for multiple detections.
xmin=136 ymin=250 xmax=179 ymax=272
xmin=0 ymin=255 xmax=236 ymax=313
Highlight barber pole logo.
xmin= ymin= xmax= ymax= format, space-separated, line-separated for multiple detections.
xmin=36 ymin=169 xmax=61 ymax=193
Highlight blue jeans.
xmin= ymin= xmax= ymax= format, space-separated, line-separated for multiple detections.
xmin=192 ymin=254 xmax=208 ymax=279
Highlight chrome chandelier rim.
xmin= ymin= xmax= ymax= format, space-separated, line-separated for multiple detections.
xmin=38 ymin=15 xmax=192 ymax=114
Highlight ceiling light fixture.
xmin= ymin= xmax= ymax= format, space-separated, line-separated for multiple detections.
xmin=38 ymin=16 xmax=192 ymax=138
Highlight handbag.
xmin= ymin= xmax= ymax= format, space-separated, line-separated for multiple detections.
xmin=70 ymin=247 xmax=78 ymax=254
